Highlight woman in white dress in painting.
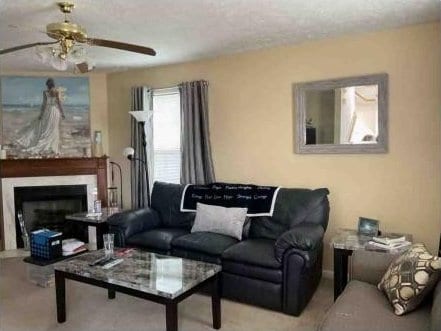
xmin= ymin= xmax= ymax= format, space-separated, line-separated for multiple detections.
xmin=17 ymin=78 xmax=66 ymax=155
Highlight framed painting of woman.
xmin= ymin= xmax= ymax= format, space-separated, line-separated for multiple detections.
xmin=0 ymin=76 xmax=91 ymax=158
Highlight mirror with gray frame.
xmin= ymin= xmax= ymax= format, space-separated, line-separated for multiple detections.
xmin=294 ymin=74 xmax=388 ymax=154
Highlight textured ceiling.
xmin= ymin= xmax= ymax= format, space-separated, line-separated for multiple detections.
xmin=0 ymin=0 xmax=439 ymax=72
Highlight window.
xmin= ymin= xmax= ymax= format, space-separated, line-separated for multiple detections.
xmin=152 ymin=88 xmax=181 ymax=184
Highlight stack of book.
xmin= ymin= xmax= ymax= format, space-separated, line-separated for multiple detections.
xmin=367 ymin=235 xmax=411 ymax=251
xmin=62 ymin=238 xmax=87 ymax=256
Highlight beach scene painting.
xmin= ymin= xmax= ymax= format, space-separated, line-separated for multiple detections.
xmin=1 ymin=76 xmax=91 ymax=158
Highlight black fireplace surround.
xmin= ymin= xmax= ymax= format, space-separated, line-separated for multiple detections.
xmin=108 ymin=181 xmax=330 ymax=316
xmin=14 ymin=185 xmax=87 ymax=248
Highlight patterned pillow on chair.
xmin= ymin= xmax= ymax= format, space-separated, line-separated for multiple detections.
xmin=378 ymin=243 xmax=441 ymax=315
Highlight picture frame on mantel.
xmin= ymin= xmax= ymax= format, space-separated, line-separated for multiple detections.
xmin=0 ymin=75 xmax=91 ymax=158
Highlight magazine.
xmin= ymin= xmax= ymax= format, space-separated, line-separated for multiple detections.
xmin=367 ymin=240 xmax=411 ymax=251
xmin=372 ymin=235 xmax=406 ymax=245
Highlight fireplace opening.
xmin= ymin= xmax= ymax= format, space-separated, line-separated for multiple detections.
xmin=14 ymin=185 xmax=88 ymax=248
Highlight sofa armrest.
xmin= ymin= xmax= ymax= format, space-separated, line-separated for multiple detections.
xmin=282 ymin=243 xmax=323 ymax=315
xmin=274 ymin=224 xmax=324 ymax=263
xmin=107 ymin=208 xmax=161 ymax=247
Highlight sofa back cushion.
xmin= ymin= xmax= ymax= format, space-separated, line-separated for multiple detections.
xmin=249 ymin=188 xmax=330 ymax=240
xmin=151 ymin=182 xmax=195 ymax=228
xmin=151 ymin=182 xmax=330 ymax=239
xmin=351 ymin=250 xmax=396 ymax=285
xmin=431 ymin=280 xmax=441 ymax=331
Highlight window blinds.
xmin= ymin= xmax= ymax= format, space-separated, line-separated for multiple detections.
xmin=152 ymin=88 xmax=181 ymax=184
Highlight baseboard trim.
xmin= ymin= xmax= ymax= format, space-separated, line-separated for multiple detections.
xmin=322 ymin=269 xmax=334 ymax=280
xmin=0 ymin=249 xmax=30 ymax=259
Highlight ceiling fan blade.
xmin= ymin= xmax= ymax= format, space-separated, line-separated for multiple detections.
xmin=0 ymin=41 xmax=58 ymax=55
xmin=86 ymin=38 xmax=156 ymax=56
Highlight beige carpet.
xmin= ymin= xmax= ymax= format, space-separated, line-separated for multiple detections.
xmin=0 ymin=257 xmax=333 ymax=331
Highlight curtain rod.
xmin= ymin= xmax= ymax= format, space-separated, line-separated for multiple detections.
xmin=151 ymin=80 xmax=208 ymax=91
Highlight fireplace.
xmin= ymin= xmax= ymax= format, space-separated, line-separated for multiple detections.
xmin=0 ymin=157 xmax=108 ymax=250
xmin=14 ymin=185 xmax=88 ymax=248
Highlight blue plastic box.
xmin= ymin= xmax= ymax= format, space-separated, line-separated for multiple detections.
xmin=30 ymin=229 xmax=62 ymax=260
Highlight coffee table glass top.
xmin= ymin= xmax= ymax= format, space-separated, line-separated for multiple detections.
xmin=54 ymin=249 xmax=221 ymax=299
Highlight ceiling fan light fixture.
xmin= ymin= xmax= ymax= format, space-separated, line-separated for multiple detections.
xmin=68 ymin=47 xmax=86 ymax=63
xmin=50 ymin=55 xmax=68 ymax=71
xmin=35 ymin=44 xmax=90 ymax=72
xmin=35 ymin=46 xmax=52 ymax=63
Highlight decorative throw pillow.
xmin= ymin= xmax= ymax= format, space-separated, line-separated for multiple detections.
xmin=191 ymin=203 xmax=248 ymax=240
xmin=378 ymin=243 xmax=441 ymax=315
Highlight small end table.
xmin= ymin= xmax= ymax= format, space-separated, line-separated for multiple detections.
xmin=65 ymin=211 xmax=114 ymax=250
xmin=331 ymin=229 xmax=412 ymax=300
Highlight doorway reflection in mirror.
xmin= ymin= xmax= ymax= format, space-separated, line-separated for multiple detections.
xmin=305 ymin=84 xmax=378 ymax=145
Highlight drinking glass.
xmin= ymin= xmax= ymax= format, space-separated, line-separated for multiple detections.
xmin=103 ymin=233 xmax=114 ymax=257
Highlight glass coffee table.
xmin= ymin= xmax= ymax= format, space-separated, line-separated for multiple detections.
xmin=54 ymin=249 xmax=222 ymax=331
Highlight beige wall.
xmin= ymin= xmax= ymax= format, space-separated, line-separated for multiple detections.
xmin=107 ymin=23 xmax=441 ymax=269
xmin=0 ymin=71 xmax=109 ymax=155
xmin=88 ymin=74 xmax=109 ymax=154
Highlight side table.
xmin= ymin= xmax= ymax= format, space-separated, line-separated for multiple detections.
xmin=65 ymin=211 xmax=114 ymax=250
xmin=331 ymin=229 xmax=412 ymax=300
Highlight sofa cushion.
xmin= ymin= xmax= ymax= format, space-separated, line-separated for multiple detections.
xmin=351 ymin=250 xmax=397 ymax=285
xmin=431 ymin=280 xmax=441 ymax=331
xmin=171 ymin=232 xmax=239 ymax=256
xmin=191 ymin=203 xmax=248 ymax=240
xmin=249 ymin=188 xmax=330 ymax=240
xmin=127 ymin=228 xmax=189 ymax=251
xmin=378 ymin=243 xmax=441 ymax=315
xmin=222 ymin=239 xmax=281 ymax=269
xmin=319 ymin=280 xmax=431 ymax=331
xmin=222 ymin=261 xmax=282 ymax=283
xmin=151 ymin=182 xmax=195 ymax=228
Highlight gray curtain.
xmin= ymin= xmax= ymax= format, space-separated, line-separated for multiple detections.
xmin=179 ymin=80 xmax=215 ymax=184
xmin=130 ymin=86 xmax=153 ymax=208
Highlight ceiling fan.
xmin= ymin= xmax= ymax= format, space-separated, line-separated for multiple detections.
xmin=0 ymin=2 xmax=156 ymax=73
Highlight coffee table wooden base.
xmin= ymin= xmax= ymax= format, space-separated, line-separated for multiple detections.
xmin=55 ymin=270 xmax=221 ymax=331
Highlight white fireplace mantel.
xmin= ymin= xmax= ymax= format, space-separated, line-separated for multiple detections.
xmin=1 ymin=175 xmax=97 ymax=250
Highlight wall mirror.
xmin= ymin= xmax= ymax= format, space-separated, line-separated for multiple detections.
xmin=294 ymin=74 xmax=388 ymax=154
